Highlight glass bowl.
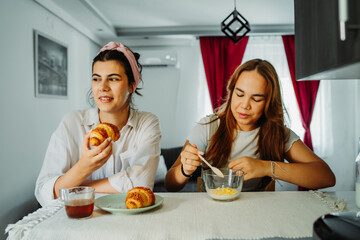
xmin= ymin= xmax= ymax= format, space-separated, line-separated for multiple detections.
xmin=203 ymin=168 xmax=244 ymax=201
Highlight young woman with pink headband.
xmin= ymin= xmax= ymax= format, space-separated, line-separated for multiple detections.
xmin=35 ymin=42 xmax=161 ymax=206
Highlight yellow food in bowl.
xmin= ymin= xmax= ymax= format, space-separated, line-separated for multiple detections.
xmin=210 ymin=187 xmax=237 ymax=196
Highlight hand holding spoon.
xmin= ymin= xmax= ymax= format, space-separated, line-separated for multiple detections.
xmin=198 ymin=154 xmax=224 ymax=178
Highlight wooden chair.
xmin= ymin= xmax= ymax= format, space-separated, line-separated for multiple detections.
xmin=197 ymin=177 xmax=202 ymax=192
xmin=264 ymin=179 xmax=275 ymax=191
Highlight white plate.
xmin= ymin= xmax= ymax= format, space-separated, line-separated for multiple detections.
xmin=95 ymin=193 xmax=163 ymax=214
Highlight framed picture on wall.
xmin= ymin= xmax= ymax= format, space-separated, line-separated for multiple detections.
xmin=34 ymin=30 xmax=68 ymax=98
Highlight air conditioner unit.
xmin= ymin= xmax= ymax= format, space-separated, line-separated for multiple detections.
xmin=139 ymin=50 xmax=178 ymax=68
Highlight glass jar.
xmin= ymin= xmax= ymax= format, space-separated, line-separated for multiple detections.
xmin=356 ymin=138 xmax=360 ymax=209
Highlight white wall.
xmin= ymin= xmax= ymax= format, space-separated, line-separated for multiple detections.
xmin=132 ymin=42 xmax=213 ymax=148
xmin=0 ymin=0 xmax=99 ymax=237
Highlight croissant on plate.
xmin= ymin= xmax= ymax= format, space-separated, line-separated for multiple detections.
xmin=125 ymin=187 xmax=155 ymax=209
xmin=89 ymin=123 xmax=120 ymax=146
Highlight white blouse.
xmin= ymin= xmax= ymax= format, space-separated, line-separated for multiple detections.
xmin=35 ymin=108 xmax=161 ymax=206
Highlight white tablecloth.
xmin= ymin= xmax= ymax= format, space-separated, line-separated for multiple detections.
xmin=6 ymin=191 xmax=355 ymax=240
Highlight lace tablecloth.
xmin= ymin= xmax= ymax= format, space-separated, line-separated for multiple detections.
xmin=6 ymin=191 xmax=352 ymax=240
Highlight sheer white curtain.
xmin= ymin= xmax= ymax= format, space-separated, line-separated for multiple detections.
xmin=241 ymin=36 xmax=303 ymax=190
xmin=311 ymin=81 xmax=334 ymax=158
xmin=312 ymin=79 xmax=359 ymax=191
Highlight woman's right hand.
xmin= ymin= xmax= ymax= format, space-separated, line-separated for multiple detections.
xmin=78 ymin=132 xmax=113 ymax=174
xmin=180 ymin=143 xmax=203 ymax=176
xmin=53 ymin=132 xmax=113 ymax=198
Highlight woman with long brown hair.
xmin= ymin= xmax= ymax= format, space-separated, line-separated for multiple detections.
xmin=165 ymin=59 xmax=335 ymax=192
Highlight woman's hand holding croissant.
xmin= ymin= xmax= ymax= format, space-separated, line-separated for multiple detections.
xmin=78 ymin=132 xmax=113 ymax=175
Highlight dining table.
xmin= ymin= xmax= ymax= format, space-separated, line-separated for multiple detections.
xmin=6 ymin=190 xmax=357 ymax=240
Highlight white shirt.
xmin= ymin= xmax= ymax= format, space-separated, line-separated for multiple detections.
xmin=187 ymin=115 xmax=299 ymax=191
xmin=35 ymin=108 xmax=161 ymax=206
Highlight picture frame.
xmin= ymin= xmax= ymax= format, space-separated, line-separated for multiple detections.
xmin=34 ymin=30 xmax=68 ymax=98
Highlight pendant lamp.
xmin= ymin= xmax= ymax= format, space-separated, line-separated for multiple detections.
xmin=221 ymin=0 xmax=251 ymax=43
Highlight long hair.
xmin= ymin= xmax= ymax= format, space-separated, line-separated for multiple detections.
xmin=87 ymin=48 xmax=143 ymax=107
xmin=204 ymin=59 xmax=289 ymax=168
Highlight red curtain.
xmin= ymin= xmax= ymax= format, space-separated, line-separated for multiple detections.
xmin=282 ymin=35 xmax=320 ymax=151
xmin=200 ymin=36 xmax=249 ymax=110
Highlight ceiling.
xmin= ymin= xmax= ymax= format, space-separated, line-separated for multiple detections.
xmin=34 ymin=0 xmax=294 ymax=46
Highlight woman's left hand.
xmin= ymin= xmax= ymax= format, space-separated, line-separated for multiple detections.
xmin=228 ymin=157 xmax=270 ymax=181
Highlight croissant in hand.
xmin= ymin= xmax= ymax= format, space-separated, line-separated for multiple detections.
xmin=125 ymin=187 xmax=155 ymax=209
xmin=89 ymin=123 xmax=120 ymax=146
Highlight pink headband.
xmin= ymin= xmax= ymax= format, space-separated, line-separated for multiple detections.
xmin=96 ymin=42 xmax=140 ymax=89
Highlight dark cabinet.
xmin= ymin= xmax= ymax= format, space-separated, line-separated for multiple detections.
xmin=295 ymin=0 xmax=360 ymax=80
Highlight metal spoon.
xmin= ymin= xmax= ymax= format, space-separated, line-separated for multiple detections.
xmin=198 ymin=154 xmax=224 ymax=178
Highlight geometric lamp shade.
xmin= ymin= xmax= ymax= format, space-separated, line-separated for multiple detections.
xmin=221 ymin=9 xmax=251 ymax=44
